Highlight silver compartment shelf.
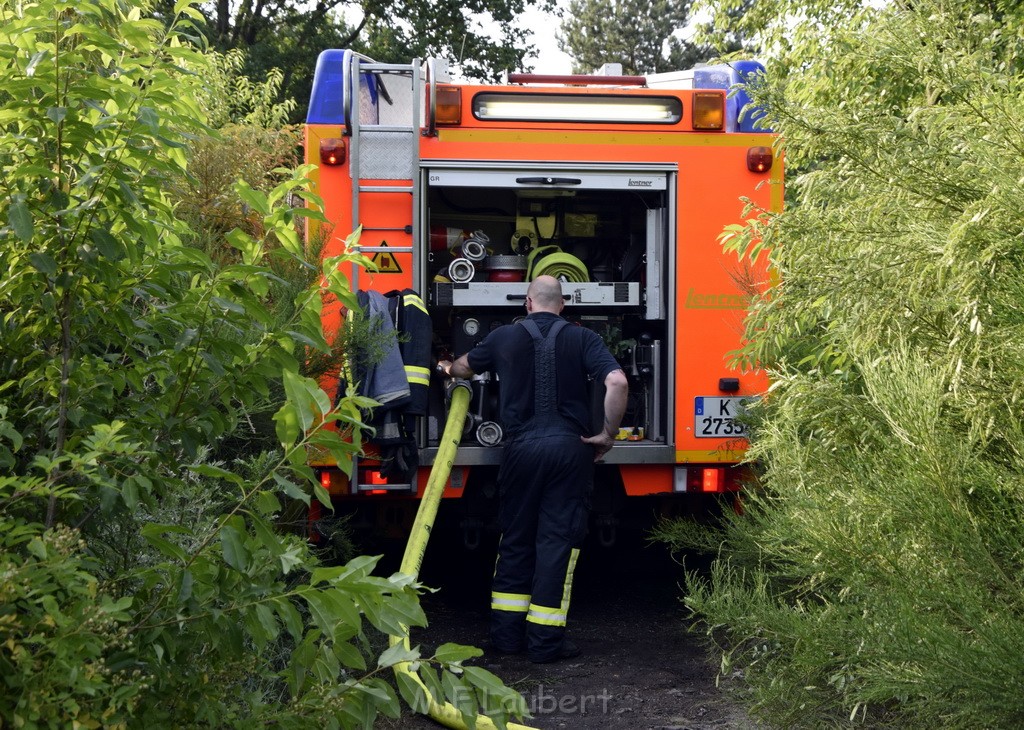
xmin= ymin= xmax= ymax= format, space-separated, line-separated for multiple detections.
xmin=433 ymin=281 xmax=641 ymax=308
xmin=421 ymin=443 xmax=674 ymax=466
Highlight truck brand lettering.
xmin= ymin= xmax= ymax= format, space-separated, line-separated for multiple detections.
xmin=628 ymin=179 xmax=654 ymax=187
xmin=685 ymin=287 xmax=751 ymax=310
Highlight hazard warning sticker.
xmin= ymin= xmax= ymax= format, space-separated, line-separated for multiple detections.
xmin=371 ymin=241 xmax=402 ymax=273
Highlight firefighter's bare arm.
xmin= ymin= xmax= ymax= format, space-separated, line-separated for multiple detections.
xmin=581 ymin=368 xmax=628 ymax=461
xmin=437 ymin=355 xmax=474 ymax=379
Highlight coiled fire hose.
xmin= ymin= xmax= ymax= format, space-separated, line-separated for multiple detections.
xmin=525 ymin=245 xmax=588 ymax=282
xmin=389 ymin=380 xmax=536 ymax=730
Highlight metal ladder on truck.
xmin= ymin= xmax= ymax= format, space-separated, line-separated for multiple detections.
xmin=344 ymin=51 xmax=420 ymax=289
xmin=341 ymin=52 xmax=448 ymax=494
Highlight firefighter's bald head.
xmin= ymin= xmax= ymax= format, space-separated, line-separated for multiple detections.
xmin=526 ymin=275 xmax=564 ymax=314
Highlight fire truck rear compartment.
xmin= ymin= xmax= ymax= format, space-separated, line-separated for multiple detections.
xmin=420 ymin=171 xmax=673 ymax=469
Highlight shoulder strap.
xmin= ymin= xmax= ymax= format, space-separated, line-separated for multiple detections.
xmin=519 ymin=318 xmax=568 ymax=414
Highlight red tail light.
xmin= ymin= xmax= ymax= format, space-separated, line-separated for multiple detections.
xmin=701 ymin=467 xmax=722 ymax=492
xmin=319 ymin=138 xmax=346 ymax=166
xmin=747 ymin=146 xmax=773 ymax=173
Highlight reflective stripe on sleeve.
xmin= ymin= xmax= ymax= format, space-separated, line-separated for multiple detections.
xmin=404 ymin=293 xmax=428 ymax=315
xmin=491 ymin=591 xmax=530 ymax=613
xmin=405 ymin=364 xmax=430 ymax=386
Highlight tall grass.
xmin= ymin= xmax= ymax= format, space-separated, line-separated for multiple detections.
xmin=662 ymin=351 xmax=1024 ymax=726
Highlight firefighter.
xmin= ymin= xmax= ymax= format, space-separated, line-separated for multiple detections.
xmin=439 ymin=275 xmax=628 ymax=663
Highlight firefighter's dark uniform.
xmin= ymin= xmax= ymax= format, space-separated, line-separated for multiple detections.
xmin=466 ymin=311 xmax=619 ymax=662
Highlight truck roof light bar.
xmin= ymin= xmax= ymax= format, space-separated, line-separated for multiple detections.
xmin=473 ymin=93 xmax=681 ymax=124
xmin=506 ymin=72 xmax=646 ymax=86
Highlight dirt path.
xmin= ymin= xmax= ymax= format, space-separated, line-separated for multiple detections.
xmin=389 ymin=505 xmax=756 ymax=729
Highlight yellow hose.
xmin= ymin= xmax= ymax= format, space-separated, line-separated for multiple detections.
xmin=389 ymin=381 xmax=537 ymax=730
xmin=525 ymin=245 xmax=588 ymax=282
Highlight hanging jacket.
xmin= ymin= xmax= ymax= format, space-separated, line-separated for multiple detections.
xmin=387 ymin=289 xmax=432 ymax=416
xmin=346 ymin=289 xmax=432 ymax=483
xmin=354 ymin=290 xmax=410 ymax=407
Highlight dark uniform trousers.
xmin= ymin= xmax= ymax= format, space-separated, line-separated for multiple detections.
xmin=489 ymin=318 xmax=593 ymax=662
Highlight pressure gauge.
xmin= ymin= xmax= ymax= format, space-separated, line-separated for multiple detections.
xmin=463 ymin=318 xmax=480 ymax=337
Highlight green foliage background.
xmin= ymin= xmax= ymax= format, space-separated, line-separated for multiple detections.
xmin=656 ymin=0 xmax=1024 ymax=727
xmin=0 ymin=1 xmax=523 ymax=727
xmin=558 ymin=0 xmax=748 ymax=75
xmin=153 ymin=0 xmax=556 ymax=121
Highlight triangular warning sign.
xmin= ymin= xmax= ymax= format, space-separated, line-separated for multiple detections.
xmin=371 ymin=241 xmax=402 ymax=273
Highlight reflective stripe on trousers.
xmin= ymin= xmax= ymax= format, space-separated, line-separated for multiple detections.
xmin=525 ymin=547 xmax=580 ymax=627
xmin=491 ymin=591 xmax=530 ymax=613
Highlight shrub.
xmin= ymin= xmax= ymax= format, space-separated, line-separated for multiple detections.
xmin=0 ymin=1 xmax=524 ymax=727
xmin=657 ymin=1 xmax=1024 ymax=726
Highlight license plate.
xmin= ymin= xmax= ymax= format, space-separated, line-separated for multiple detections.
xmin=694 ymin=397 xmax=749 ymax=438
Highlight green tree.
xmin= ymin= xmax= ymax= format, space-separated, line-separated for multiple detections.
xmin=656 ymin=0 xmax=1024 ymax=727
xmin=557 ymin=0 xmax=746 ymax=75
xmin=0 ymin=0 xmax=524 ymax=726
xmin=157 ymin=0 xmax=555 ymax=120
xmin=356 ymin=0 xmax=552 ymax=80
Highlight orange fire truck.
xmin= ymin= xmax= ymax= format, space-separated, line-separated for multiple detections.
xmin=304 ymin=51 xmax=782 ymax=543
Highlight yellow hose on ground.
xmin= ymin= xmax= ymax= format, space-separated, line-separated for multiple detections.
xmin=389 ymin=380 xmax=537 ymax=730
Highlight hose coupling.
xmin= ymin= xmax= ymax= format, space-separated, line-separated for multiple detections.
xmin=475 ymin=420 xmax=504 ymax=447
xmin=447 ymin=257 xmax=475 ymax=283
xmin=445 ymin=378 xmax=472 ymax=403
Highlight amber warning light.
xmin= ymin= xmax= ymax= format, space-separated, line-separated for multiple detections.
xmin=435 ymin=85 xmax=462 ymax=125
xmin=692 ymin=91 xmax=724 ymax=130
xmin=319 ymin=138 xmax=346 ymax=166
